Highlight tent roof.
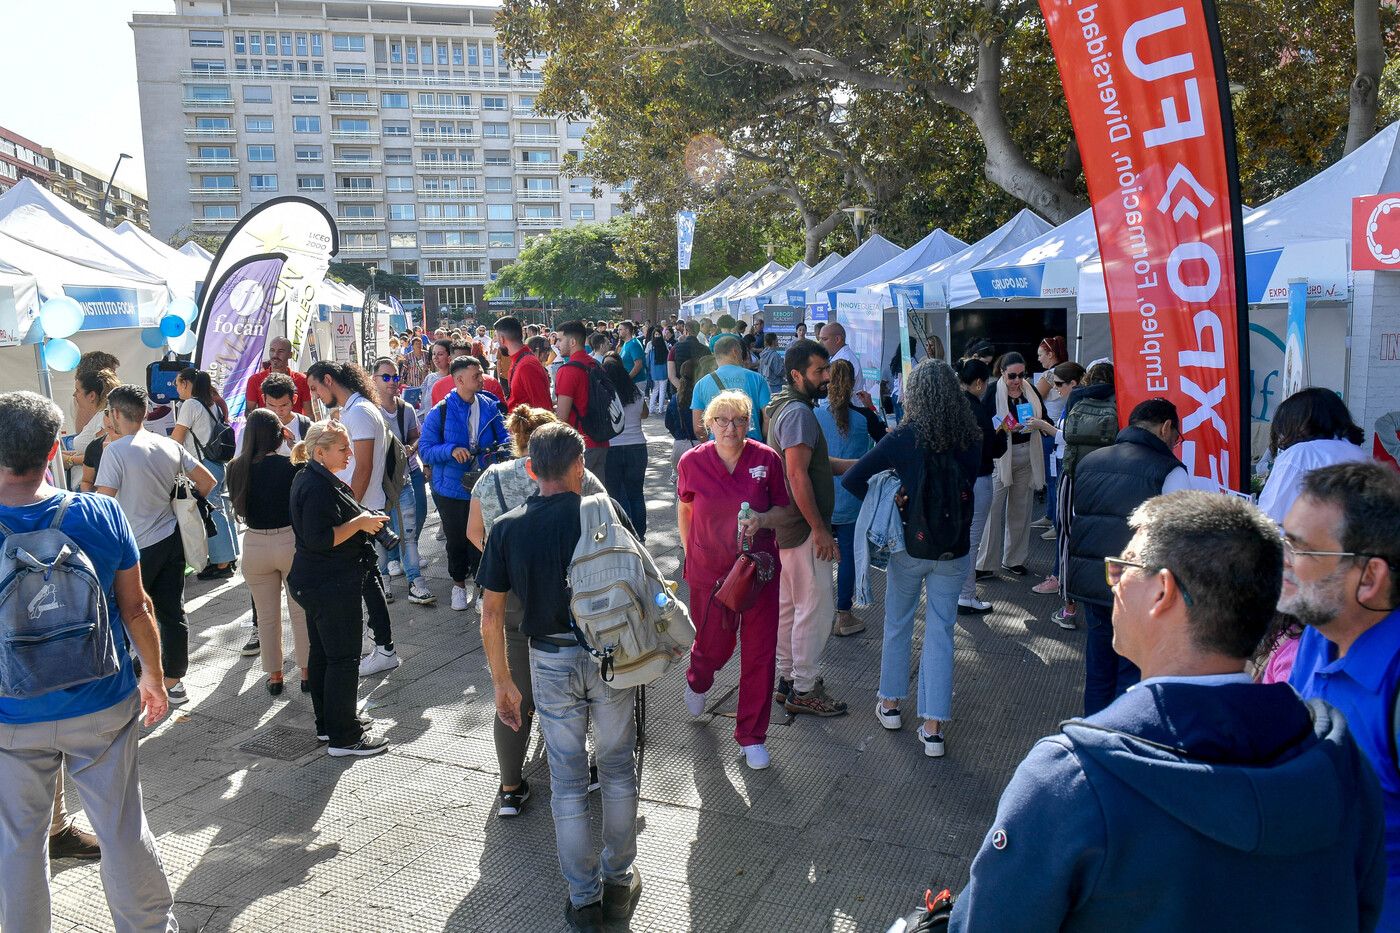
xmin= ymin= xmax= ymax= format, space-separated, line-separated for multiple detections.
xmin=688 ymin=275 xmax=737 ymax=306
xmin=179 ymin=241 xmax=215 ymax=261
xmin=838 ymin=229 xmax=969 ymax=293
xmin=727 ymin=262 xmax=790 ymax=301
xmin=752 ymin=260 xmax=810 ymax=300
xmin=0 ymin=179 xmax=169 ymax=285
xmin=800 ymin=235 xmax=904 ymax=300
xmin=899 ymin=210 xmax=1054 ymax=306
xmin=112 ymin=222 xmax=209 ymax=301
xmin=714 ymin=261 xmax=785 ymax=304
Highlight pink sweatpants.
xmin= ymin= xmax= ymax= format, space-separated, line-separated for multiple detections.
xmin=685 ymin=569 xmax=780 ymax=747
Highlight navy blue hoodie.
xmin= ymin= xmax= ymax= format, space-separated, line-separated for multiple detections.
xmin=951 ymin=682 xmax=1386 ymax=932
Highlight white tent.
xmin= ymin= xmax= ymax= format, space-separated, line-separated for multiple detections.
xmin=749 ymin=260 xmax=809 ymax=310
xmin=763 ymin=252 xmax=844 ymax=307
xmin=797 ymin=234 xmax=904 ymax=310
xmin=725 ymin=262 xmax=790 ymax=314
xmin=179 ymin=240 xmax=215 ymax=262
xmin=112 ymin=221 xmax=209 ymax=302
xmin=683 ymin=275 xmax=737 ymax=317
xmin=707 ymin=261 xmax=785 ymax=315
xmin=0 ymin=180 xmax=169 ymax=286
xmin=886 ymin=210 xmax=1053 ymax=310
xmin=949 ymin=208 xmax=1097 ymax=309
xmin=832 ymin=229 xmax=968 ymax=302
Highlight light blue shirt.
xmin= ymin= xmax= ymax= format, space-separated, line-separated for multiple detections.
xmin=689 ymin=363 xmax=771 ymax=441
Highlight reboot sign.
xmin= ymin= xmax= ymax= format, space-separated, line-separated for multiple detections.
xmin=1039 ymin=0 xmax=1250 ymax=491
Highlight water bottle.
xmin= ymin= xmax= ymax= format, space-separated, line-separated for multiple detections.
xmin=654 ymin=591 xmax=671 ymax=610
xmin=738 ymin=501 xmax=753 ymax=525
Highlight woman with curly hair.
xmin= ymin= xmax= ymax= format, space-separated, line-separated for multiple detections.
xmin=842 ymin=360 xmax=984 ymax=758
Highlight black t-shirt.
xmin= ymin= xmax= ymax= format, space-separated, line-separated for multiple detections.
xmin=244 ymin=455 xmax=301 ymax=530
xmin=83 ymin=436 xmax=106 ymax=474
xmin=672 ymin=335 xmax=707 ymax=372
xmin=477 ymin=490 xmax=635 ymax=638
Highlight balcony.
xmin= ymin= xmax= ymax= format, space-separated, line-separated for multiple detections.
xmin=518 ymin=216 xmax=564 ymax=228
xmin=517 ymin=189 xmax=561 ymax=201
xmin=329 ymin=99 xmax=377 ymax=114
xmin=192 ymin=216 xmax=238 ymax=229
xmin=420 ymin=243 xmax=487 ymax=255
xmin=481 ymin=107 xmax=510 ymax=118
xmin=182 ymin=97 xmax=235 ymax=111
xmin=411 ymin=104 xmax=480 ymax=118
xmin=184 ymin=128 xmax=236 ymax=139
xmin=514 ymin=161 xmax=562 ymax=172
xmin=331 ymin=159 xmax=382 ymax=170
xmin=420 ymin=216 xmax=485 ymax=227
xmin=189 ymin=186 xmax=241 ymax=199
xmin=178 ymin=69 xmax=546 ymax=91
xmin=515 ymin=134 xmax=560 ymax=145
xmin=512 ymin=107 xmax=538 ymax=118
xmin=414 ymin=160 xmax=482 ymax=173
xmin=421 ymin=270 xmax=490 ymax=284
xmin=416 ymin=189 xmax=483 ymax=200
xmin=412 ymin=132 xmax=481 ymax=145
xmin=186 ymin=157 xmax=239 ymax=168
xmin=330 ymin=130 xmax=380 ymax=142
xmin=335 ymin=217 xmax=384 ymax=228
xmin=338 ymin=244 xmax=384 ymax=255
xmin=333 ymin=186 xmax=384 ymax=199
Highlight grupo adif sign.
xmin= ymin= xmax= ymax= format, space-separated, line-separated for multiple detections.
xmin=1039 ymin=0 xmax=1250 ymax=492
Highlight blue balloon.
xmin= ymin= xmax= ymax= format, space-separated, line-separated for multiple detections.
xmin=38 ymin=296 xmax=84 ymax=340
xmin=44 ymin=338 xmax=81 ymax=372
xmin=141 ymin=327 xmax=167 ymax=348
xmin=159 ymin=314 xmax=186 ymax=338
xmin=168 ymin=297 xmax=200 ymax=324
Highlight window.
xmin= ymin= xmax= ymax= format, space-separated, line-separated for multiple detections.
xmin=313 ymin=62 xmax=324 ymax=74
xmin=190 ymin=30 xmax=224 ymax=47
xmin=456 ymin=94 xmax=473 ymax=109
xmin=243 ymin=85 xmax=272 ymax=103
xmin=567 ymin=121 xmax=588 ymax=139
xmin=191 ymin=59 xmax=226 ymax=73
xmin=452 ymin=45 xmax=463 ymax=66
xmin=390 ymin=42 xmax=402 ymax=63
xmin=234 ymin=34 xmax=246 ymax=54
xmin=389 ymin=204 xmax=416 ymax=220
xmin=390 ymin=233 xmax=418 ymax=248
xmin=332 ymin=90 xmax=368 ymax=104
xmin=202 ymin=204 xmax=237 ymax=219
xmin=612 ymin=205 xmax=629 ymax=218
xmin=339 ymin=204 xmax=377 ymax=218
xmin=524 ymin=178 xmax=557 ymax=192
xmin=334 ymin=64 xmax=366 ymax=76
xmin=200 ymin=175 xmax=235 ymax=189
xmin=249 ymin=174 xmax=278 ymax=191
xmin=296 ymin=33 xmax=308 ymax=56
xmin=437 ymin=44 xmax=448 ymax=66
xmin=423 ymin=204 xmax=478 ymax=219
xmin=570 ymin=204 xmax=596 ymax=221
xmin=524 ymin=205 xmax=558 ymax=219
xmin=299 ymin=61 xmax=309 ymax=74
xmin=483 ymin=46 xmax=495 ymax=66
xmin=247 ymin=145 xmax=275 ymax=162
xmin=190 ymin=83 xmax=231 ymax=100
xmin=245 ymin=115 xmax=273 ymax=133
xmin=197 ymin=146 xmax=232 ymax=159
xmin=337 ymin=149 xmax=373 ymax=162
xmin=487 ymin=204 xmax=513 ymax=221
xmin=483 ymin=122 xmax=509 ymax=139
xmin=520 ymin=150 xmax=553 ymax=164
xmin=250 ymin=34 xmax=261 ymax=54
xmin=406 ymin=45 xmax=417 ymax=64
xmin=382 ymin=121 xmax=410 ymax=137
xmin=195 ymin=116 xmax=231 ymax=130
xmin=291 ymin=87 xmax=319 ymax=103
xmin=482 ymin=96 xmax=506 ymax=111
xmin=484 ymin=177 xmax=511 ymax=193
xmin=296 ymin=175 xmax=324 ymax=191
xmin=294 ymin=116 xmax=321 ymax=133
xmin=332 ymin=35 xmax=364 ymax=52
xmin=392 ymin=260 xmax=419 ymax=277
xmin=427 ymin=259 xmax=483 ymax=274
xmin=382 ymin=93 xmax=408 ymax=109
xmin=568 ymin=177 xmax=594 ymax=194
xmin=343 ymin=233 xmax=379 ymax=248
xmin=340 ymin=176 xmax=375 ymax=190
xmin=335 ymin=118 xmax=370 ymax=133
xmin=385 ymin=149 xmax=412 ymax=165
xmin=281 ymin=33 xmax=292 ymax=56
xmin=484 ymin=150 xmax=510 ymax=165
xmin=467 ymin=45 xmax=479 ymax=66
xmin=518 ymin=96 xmax=536 ymax=111
xmin=295 ymin=145 xmax=322 ymax=162
xmin=489 ymin=232 xmax=515 ymax=248
xmin=386 ymin=176 xmax=413 ymax=192
xmin=311 ymin=34 xmax=323 ymax=56
xmin=426 ymin=231 xmax=481 ymax=246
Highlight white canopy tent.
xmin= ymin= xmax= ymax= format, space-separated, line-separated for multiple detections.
xmin=795 ymin=234 xmax=904 ymax=310
xmin=762 ymin=252 xmax=843 ymax=307
xmin=747 ymin=260 xmax=809 ymax=312
xmin=683 ymin=275 xmax=738 ymax=317
xmin=725 ymin=262 xmax=790 ymax=315
xmin=831 ymin=228 xmax=968 ymax=303
xmin=112 ymin=221 xmax=209 ymax=302
xmin=179 ymin=240 xmax=215 ymax=262
xmin=705 ymin=261 xmax=785 ymax=316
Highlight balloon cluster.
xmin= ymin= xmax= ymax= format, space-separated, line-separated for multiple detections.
xmin=141 ymin=298 xmax=200 ymax=355
xmin=35 ymin=297 xmax=84 ymax=372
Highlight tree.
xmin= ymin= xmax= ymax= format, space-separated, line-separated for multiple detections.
xmin=326 ymin=262 xmax=421 ymax=299
xmin=487 ymin=223 xmax=628 ymax=303
xmin=164 ymin=225 xmax=223 ymax=254
xmin=1347 ymin=0 xmax=1387 ymax=153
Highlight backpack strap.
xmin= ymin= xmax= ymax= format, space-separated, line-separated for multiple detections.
xmin=708 ymin=371 xmax=725 ymax=396
xmin=49 ymin=493 xmax=74 ymax=532
xmin=395 ymin=399 xmax=407 ymax=439
xmin=492 ymin=470 xmax=508 ymax=514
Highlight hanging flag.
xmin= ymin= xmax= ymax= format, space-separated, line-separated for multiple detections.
xmin=194 ymin=254 xmax=285 ymax=421
xmin=676 ymin=211 xmax=697 ymax=271
xmin=1039 ymin=0 xmax=1250 ymax=492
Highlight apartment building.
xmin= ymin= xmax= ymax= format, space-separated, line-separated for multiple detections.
xmin=0 ymin=125 xmax=54 ymax=195
xmin=45 ymin=149 xmax=151 ymax=229
xmin=131 ymin=0 xmax=626 ymax=317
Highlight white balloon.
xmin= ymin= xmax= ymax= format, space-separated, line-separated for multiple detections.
xmin=167 ymin=329 xmax=198 ymax=355
xmin=168 ymin=297 xmax=200 ymax=324
xmin=38 ymin=296 xmax=84 ymax=339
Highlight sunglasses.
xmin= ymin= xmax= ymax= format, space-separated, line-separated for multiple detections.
xmin=1004 ymin=372 xmax=1024 ymax=380
xmin=377 ymin=374 xmax=400 ymax=383
xmin=1104 ymin=557 xmax=1193 ymax=606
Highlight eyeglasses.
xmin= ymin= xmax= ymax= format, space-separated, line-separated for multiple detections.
xmin=1277 ymin=526 xmax=1366 ymax=563
xmin=1104 ymin=556 xmax=1194 ymax=606
xmin=1004 ymin=372 xmax=1024 ymax=381
xmin=710 ymin=417 xmax=749 ymax=430
xmin=377 ymin=374 xmax=400 ymax=383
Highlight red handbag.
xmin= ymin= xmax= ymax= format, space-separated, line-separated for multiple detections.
xmin=711 ymin=531 xmax=776 ymax=616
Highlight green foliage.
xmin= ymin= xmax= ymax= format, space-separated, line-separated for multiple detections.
xmin=326 ymin=262 xmax=421 ymax=299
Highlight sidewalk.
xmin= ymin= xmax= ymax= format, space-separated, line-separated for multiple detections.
xmin=50 ymin=420 xmax=1083 ymax=932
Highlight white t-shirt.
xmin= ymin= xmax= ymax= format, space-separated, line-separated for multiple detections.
xmin=335 ymin=392 xmax=387 ymax=508
xmin=95 ymin=430 xmax=200 ymax=549
xmin=831 ymin=344 xmax=870 ymax=399
xmin=1258 ymin=438 xmax=1369 ymax=522
xmin=175 ymin=399 xmax=216 ymax=460
xmin=419 ymin=371 xmax=447 ymax=414
xmin=235 ymin=413 xmax=308 ymax=458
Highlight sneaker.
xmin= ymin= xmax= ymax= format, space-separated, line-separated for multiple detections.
xmin=358 ymin=646 xmax=401 ymax=677
xmin=327 ymin=732 xmax=390 ymax=758
xmin=957 ymin=598 xmax=992 ymax=615
xmin=166 ymin=682 xmax=188 ymax=705
xmin=784 ymin=682 xmax=848 ymax=717
xmin=1051 ymin=607 xmax=1078 ymax=630
xmin=832 ymin=609 xmax=865 ymax=637
xmin=918 ymin=724 xmax=946 ymax=758
xmin=1031 ymin=575 xmax=1060 ymax=595
xmin=684 ymin=684 xmax=708 ymax=717
xmin=317 ymin=713 xmax=373 ymax=742
xmin=381 ymin=577 xmax=394 ymax=604
xmin=588 ymin=763 xmax=600 ymax=794
xmin=48 ymin=824 xmax=101 ymax=860
xmin=602 ymin=868 xmax=643 ymax=921
xmin=741 ymin=744 xmax=771 ymax=770
xmin=1002 ymin=564 xmax=1029 ymax=576
xmin=773 ymin=676 xmax=793 ymax=705
xmin=451 ymin=585 xmax=469 ymax=612
xmin=876 ymin=701 xmax=902 ymax=731
xmin=1030 ymin=516 xmax=1052 ymax=529
xmin=196 ymin=563 xmax=235 ymax=581
xmin=386 ymin=560 xmax=404 ymax=578
xmin=1041 ymin=527 xmax=1059 ymax=540
xmin=564 ymin=898 xmax=606 ymax=933
xmin=240 ymin=631 xmax=261 ymax=657
xmin=407 ymin=579 xmax=436 ymax=605
xmin=497 ymin=779 xmax=531 ymax=818
xmin=975 ymin=569 xmax=994 ymax=581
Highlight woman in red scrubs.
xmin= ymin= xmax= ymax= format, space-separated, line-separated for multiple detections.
xmin=677 ymin=390 xmax=791 ymax=770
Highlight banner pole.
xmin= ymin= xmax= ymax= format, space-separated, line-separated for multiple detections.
xmin=34 ymin=344 xmax=67 ymax=492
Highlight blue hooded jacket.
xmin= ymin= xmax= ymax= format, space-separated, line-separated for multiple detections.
xmin=419 ymin=389 xmax=509 ymax=502
xmin=951 ymin=682 xmax=1386 ymax=932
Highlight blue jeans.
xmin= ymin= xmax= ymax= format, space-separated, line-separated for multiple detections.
xmin=879 ymin=549 xmax=969 ymax=721
xmin=961 ymin=476 xmax=993 ymax=601
xmin=833 ymin=522 xmax=856 ymax=611
xmin=1083 ymin=602 xmax=1140 ymax=716
xmin=530 ymin=645 xmax=638 ymax=908
xmin=378 ymin=480 xmax=422 ymax=582
xmin=203 ymin=458 xmax=239 ymax=565
xmin=409 ymin=468 xmax=427 ymax=546
xmin=604 ymin=444 xmax=648 ymax=540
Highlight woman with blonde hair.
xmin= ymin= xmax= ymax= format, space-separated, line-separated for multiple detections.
xmin=287 ymin=419 xmax=392 ymax=757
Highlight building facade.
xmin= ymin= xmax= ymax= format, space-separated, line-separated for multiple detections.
xmin=44 ymin=149 xmax=151 ymax=229
xmin=0 ymin=125 xmax=54 ymax=195
xmin=131 ymin=0 xmax=626 ymax=318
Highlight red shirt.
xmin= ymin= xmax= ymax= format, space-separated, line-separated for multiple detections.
xmin=555 ymin=350 xmax=605 ymax=449
xmin=245 ymin=366 xmax=311 ymax=415
xmin=506 ymin=345 xmax=552 ymax=414
xmin=677 ymin=440 xmax=789 ymax=579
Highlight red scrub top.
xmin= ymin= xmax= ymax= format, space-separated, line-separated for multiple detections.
xmin=677 ymin=439 xmax=790 ymax=580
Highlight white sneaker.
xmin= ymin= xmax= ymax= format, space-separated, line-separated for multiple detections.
xmin=407 ymin=579 xmax=436 ymax=605
xmin=381 ymin=575 xmax=394 ymax=604
xmin=742 ymin=743 xmax=771 ymax=770
xmin=358 ymin=646 xmax=401 ymax=677
xmin=451 ymin=585 xmax=469 ymax=611
xmin=684 ymin=684 xmax=708 ymax=717
xmin=876 ymin=701 xmax=903 ymax=731
xmin=386 ymin=560 xmax=404 ymax=578
xmin=918 ymin=724 xmax=946 ymax=758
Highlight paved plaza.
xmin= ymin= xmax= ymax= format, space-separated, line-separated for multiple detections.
xmin=49 ymin=422 xmax=1082 ymax=932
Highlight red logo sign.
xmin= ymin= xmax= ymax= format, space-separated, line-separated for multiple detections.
xmin=1352 ymin=193 xmax=1400 ymax=271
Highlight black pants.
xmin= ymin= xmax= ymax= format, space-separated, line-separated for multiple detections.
xmin=605 ymin=443 xmax=648 ymax=539
xmin=292 ymin=571 xmax=366 ymax=747
xmin=435 ymin=494 xmax=477 ymax=585
xmin=1083 ymin=602 xmax=1140 ymax=716
xmin=362 ymin=569 xmax=393 ymax=650
xmin=140 ymin=531 xmax=188 ymax=679
xmin=494 ymin=611 xmax=536 ymax=788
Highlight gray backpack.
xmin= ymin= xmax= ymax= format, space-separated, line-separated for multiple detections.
xmin=0 ymin=496 xmax=119 ymax=699
xmin=567 ymin=494 xmax=695 ymax=689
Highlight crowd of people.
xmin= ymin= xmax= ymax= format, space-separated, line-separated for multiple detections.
xmin=2 ymin=308 xmax=1399 ymax=933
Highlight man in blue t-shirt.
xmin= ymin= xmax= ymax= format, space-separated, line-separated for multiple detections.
xmin=690 ymin=335 xmax=772 ymax=441
xmin=0 ymin=391 xmax=175 ymax=932
xmin=617 ymin=320 xmax=647 ymax=387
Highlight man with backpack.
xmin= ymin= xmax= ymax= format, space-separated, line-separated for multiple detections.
xmin=0 ymin=391 xmax=178 ymax=932
xmin=689 ymin=336 xmax=771 ymax=441
xmin=479 ymin=423 xmax=643 ymax=933
xmin=555 ymin=319 xmax=622 ymax=478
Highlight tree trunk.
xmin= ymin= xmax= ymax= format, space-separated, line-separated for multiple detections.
xmin=803 ymin=209 xmax=846 ymax=264
xmin=972 ymin=94 xmax=1089 ymax=223
xmin=1345 ymin=0 xmax=1385 ymax=155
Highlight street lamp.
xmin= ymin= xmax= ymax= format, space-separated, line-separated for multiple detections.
xmin=763 ymin=242 xmax=777 ymax=259
xmin=843 ymin=205 xmax=871 ymax=245
xmin=98 ymin=153 xmax=132 ymax=227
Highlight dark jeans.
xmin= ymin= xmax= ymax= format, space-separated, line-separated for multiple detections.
xmin=362 ymin=570 xmax=393 ymax=650
xmin=291 ymin=571 xmax=366 ymax=747
xmin=584 ymin=447 xmax=608 ymax=480
xmin=1083 ymin=602 xmax=1140 ymax=716
xmin=604 ymin=443 xmax=648 ymax=539
xmin=834 ymin=522 xmax=856 ymax=612
xmin=495 ymin=621 xmax=536 ymax=788
xmin=436 ymin=494 xmax=475 ymax=585
xmin=139 ymin=531 xmax=187 ymax=679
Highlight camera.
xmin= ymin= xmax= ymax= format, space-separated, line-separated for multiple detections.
xmin=369 ymin=512 xmax=400 ymax=551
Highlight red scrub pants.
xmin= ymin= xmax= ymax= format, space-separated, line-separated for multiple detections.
xmin=684 ymin=568 xmax=780 ymax=747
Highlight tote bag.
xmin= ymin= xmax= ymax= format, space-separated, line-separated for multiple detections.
xmin=172 ymin=473 xmax=211 ymax=572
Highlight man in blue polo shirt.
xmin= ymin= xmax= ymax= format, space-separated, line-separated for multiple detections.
xmin=1285 ymin=461 xmax=1400 ymax=928
xmin=617 ymin=320 xmax=647 ymax=388
xmin=689 ymin=335 xmax=771 ymax=441
xmin=0 ymin=391 xmax=175 ymax=932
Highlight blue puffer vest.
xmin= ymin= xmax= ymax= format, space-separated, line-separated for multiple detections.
xmin=419 ymin=390 xmax=509 ymax=501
